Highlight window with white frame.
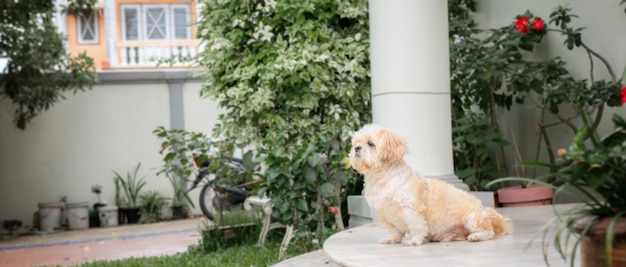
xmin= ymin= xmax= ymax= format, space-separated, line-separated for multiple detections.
xmin=77 ymin=11 xmax=99 ymax=44
xmin=121 ymin=4 xmax=191 ymax=41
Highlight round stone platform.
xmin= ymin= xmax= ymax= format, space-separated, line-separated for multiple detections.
xmin=323 ymin=204 xmax=578 ymax=267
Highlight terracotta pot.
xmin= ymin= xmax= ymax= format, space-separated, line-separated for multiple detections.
xmin=496 ymin=185 xmax=553 ymax=207
xmin=575 ymin=216 xmax=626 ymax=267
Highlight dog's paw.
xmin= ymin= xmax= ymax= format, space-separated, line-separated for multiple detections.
xmin=467 ymin=231 xmax=494 ymax=242
xmin=402 ymin=238 xmax=426 ymax=246
xmin=378 ymin=237 xmax=402 ymax=244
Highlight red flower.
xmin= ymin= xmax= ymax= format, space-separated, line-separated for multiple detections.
xmin=328 ymin=206 xmax=339 ymax=214
xmin=193 ymin=157 xmax=199 ymax=165
xmin=531 ymin=18 xmax=544 ymax=30
xmin=515 ymin=16 xmax=530 ymax=33
xmin=621 ymin=86 xmax=626 ymax=104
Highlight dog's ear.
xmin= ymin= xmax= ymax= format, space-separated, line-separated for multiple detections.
xmin=378 ymin=128 xmax=408 ymax=163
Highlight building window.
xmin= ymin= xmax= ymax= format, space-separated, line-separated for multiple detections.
xmin=121 ymin=4 xmax=191 ymax=41
xmin=77 ymin=11 xmax=99 ymax=44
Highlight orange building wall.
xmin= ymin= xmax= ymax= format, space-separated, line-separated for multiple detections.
xmin=66 ymin=0 xmax=197 ymax=70
xmin=67 ymin=10 xmax=108 ymax=70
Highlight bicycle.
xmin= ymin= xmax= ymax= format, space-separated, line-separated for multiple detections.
xmin=187 ymin=157 xmax=254 ymax=221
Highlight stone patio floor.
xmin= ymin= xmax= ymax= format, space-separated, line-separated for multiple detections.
xmin=322 ymin=204 xmax=580 ymax=267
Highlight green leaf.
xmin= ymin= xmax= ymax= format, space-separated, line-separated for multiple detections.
xmin=242 ymin=150 xmax=257 ymax=172
xmin=455 ymin=168 xmax=475 ymax=179
xmin=257 ymin=186 xmax=267 ymax=198
xmin=164 ymin=152 xmax=177 ymax=162
xmin=320 ymin=182 xmax=334 ymax=198
xmin=334 ymin=172 xmax=349 ymax=185
xmin=307 ymin=153 xmax=322 ymax=167
xmin=463 ymin=175 xmax=477 ymax=187
xmin=279 ymin=201 xmax=289 ymax=213
xmin=304 ymin=166 xmax=317 ymax=184
xmin=295 ymin=199 xmax=309 ymax=212
xmin=267 ymin=168 xmax=281 ymax=184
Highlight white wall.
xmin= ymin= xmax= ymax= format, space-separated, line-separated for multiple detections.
xmin=0 ymin=71 xmax=219 ymax=225
xmin=472 ymin=1 xmax=626 ymax=180
xmin=180 ymin=80 xmax=223 ymax=213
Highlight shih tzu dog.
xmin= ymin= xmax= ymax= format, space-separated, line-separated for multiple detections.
xmin=349 ymin=124 xmax=513 ymax=246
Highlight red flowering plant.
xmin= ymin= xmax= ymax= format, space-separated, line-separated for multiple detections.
xmin=511 ymin=7 xmax=624 ymax=187
xmin=486 ymin=5 xmax=626 ymax=266
xmin=449 ymin=3 xmax=624 ymax=191
xmin=514 ymin=14 xmax=546 ymax=39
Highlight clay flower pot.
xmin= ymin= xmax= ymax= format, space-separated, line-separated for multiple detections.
xmin=575 ymin=216 xmax=626 ymax=267
xmin=496 ymin=184 xmax=553 ymax=207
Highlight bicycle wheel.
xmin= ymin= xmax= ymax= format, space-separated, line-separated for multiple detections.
xmin=198 ymin=159 xmax=246 ymax=221
xmin=199 ymin=182 xmax=218 ymax=221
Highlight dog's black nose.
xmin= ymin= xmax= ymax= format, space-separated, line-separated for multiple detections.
xmin=355 ymin=146 xmax=361 ymax=152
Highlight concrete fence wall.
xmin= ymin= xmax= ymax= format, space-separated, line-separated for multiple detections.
xmin=0 ymin=70 xmax=220 ymax=225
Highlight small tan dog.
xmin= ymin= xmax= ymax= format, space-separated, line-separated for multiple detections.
xmin=350 ymin=124 xmax=513 ymax=246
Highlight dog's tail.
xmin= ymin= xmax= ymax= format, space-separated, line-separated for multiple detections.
xmin=486 ymin=207 xmax=514 ymax=235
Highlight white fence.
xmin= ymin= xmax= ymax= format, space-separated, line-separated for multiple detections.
xmin=116 ymin=40 xmax=198 ymax=67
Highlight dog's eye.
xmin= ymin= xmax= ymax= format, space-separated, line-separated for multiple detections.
xmin=367 ymin=141 xmax=374 ymax=147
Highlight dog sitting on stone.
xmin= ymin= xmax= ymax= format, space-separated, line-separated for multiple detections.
xmin=349 ymin=124 xmax=513 ymax=246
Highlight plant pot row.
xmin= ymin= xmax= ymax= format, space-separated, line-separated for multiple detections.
xmin=91 ymin=205 xmax=189 ymax=226
xmin=37 ymin=202 xmax=121 ymax=231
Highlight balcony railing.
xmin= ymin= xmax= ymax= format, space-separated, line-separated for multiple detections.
xmin=115 ymin=40 xmax=199 ymax=67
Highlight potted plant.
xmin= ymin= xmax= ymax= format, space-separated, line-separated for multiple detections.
xmin=89 ymin=185 xmax=106 ymax=227
xmin=154 ymin=127 xmax=212 ymax=219
xmin=113 ymin=163 xmax=147 ymax=224
xmin=138 ymin=190 xmax=168 ymax=224
xmin=167 ymin=174 xmax=195 ymax=220
xmin=491 ymin=98 xmax=626 ymax=266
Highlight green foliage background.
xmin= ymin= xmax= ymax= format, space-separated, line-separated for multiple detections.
xmin=196 ymin=0 xmax=371 ymax=244
xmin=0 ymin=0 xmax=97 ymax=129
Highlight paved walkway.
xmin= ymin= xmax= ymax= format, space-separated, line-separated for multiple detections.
xmin=0 ymin=218 xmax=206 ymax=267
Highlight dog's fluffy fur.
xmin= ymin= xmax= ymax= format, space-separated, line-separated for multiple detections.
xmin=350 ymin=124 xmax=513 ymax=246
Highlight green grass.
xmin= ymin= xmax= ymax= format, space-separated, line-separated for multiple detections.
xmin=69 ymin=232 xmax=315 ymax=267
xmin=213 ymin=207 xmax=261 ymax=227
xmin=73 ymin=241 xmax=283 ymax=267
xmin=60 ymin=209 xmax=316 ymax=267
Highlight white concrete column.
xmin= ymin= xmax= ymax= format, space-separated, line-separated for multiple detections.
xmin=104 ymin=0 xmax=117 ymax=66
xmin=369 ymin=0 xmax=467 ymax=190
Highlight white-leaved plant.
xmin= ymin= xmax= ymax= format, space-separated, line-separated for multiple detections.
xmin=196 ymin=0 xmax=371 ymax=248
